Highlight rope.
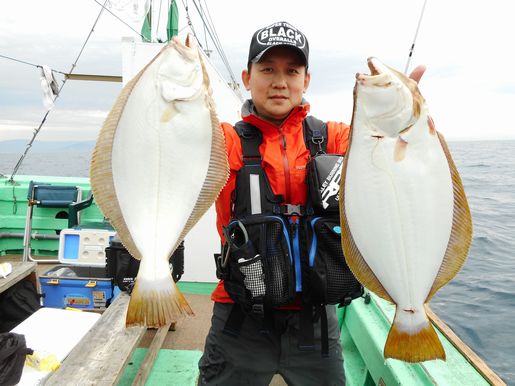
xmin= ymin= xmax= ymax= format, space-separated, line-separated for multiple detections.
xmin=92 ymin=0 xmax=146 ymax=39
xmin=1 ymin=0 xmax=148 ymax=77
xmin=404 ymin=0 xmax=428 ymax=74
xmin=8 ymin=0 xmax=109 ymax=183
xmin=202 ymin=19 xmax=210 ymax=56
xmin=192 ymin=0 xmax=238 ymax=87
xmin=0 ymin=53 xmax=67 ymax=75
xmin=180 ymin=0 xmax=202 ymax=48
xmin=4 ymin=0 xmax=241 ymax=183
xmin=0 ymin=53 xmax=37 ymax=68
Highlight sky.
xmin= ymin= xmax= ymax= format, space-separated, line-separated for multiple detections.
xmin=1 ymin=0 xmax=515 ymax=144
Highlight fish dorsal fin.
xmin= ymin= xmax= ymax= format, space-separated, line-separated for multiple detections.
xmin=426 ymin=132 xmax=473 ymax=301
xmin=90 ymin=46 xmax=166 ymax=260
xmin=173 ymin=53 xmax=229 ymax=251
xmin=90 ymin=73 xmax=142 ymax=260
xmin=339 ymin=155 xmax=394 ymax=303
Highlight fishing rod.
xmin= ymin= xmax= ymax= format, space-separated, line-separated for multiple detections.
xmin=404 ymin=0 xmax=428 ymax=75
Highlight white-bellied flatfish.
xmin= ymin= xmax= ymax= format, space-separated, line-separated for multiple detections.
xmin=90 ymin=35 xmax=229 ymax=327
xmin=339 ymin=57 xmax=472 ymax=362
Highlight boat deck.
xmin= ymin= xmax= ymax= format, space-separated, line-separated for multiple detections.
xmin=139 ymin=292 xmax=213 ymax=352
xmin=6 ymin=257 xmax=215 ymax=351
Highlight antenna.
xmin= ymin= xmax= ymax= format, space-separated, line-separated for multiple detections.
xmin=404 ymin=0 xmax=428 ymax=74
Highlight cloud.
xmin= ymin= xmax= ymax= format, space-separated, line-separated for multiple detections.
xmin=308 ymin=51 xmax=362 ymax=94
xmin=2 ymin=0 xmax=515 ymax=141
xmin=0 ymin=107 xmax=107 ymax=141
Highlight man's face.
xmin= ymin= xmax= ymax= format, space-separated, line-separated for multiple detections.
xmin=242 ymin=46 xmax=310 ymax=126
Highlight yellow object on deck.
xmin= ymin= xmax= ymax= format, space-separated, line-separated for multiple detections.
xmin=26 ymin=352 xmax=61 ymax=372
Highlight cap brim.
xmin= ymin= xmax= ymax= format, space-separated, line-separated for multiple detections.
xmin=251 ymin=44 xmax=308 ymax=66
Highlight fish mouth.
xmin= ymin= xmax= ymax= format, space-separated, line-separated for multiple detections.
xmin=367 ymin=57 xmax=381 ymax=76
xmin=171 ymin=34 xmax=197 ymax=61
xmin=355 ymin=57 xmax=391 ymax=86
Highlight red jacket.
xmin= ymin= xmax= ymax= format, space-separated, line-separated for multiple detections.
xmin=212 ymin=101 xmax=350 ymax=303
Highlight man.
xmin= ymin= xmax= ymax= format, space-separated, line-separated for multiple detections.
xmin=199 ymin=21 xmax=425 ymax=386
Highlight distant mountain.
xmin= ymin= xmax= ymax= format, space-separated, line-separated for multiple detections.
xmin=0 ymin=140 xmax=95 ymax=154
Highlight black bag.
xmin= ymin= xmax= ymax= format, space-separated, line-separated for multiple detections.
xmin=0 ymin=332 xmax=33 ymax=386
xmin=303 ymin=216 xmax=364 ymax=305
xmin=303 ymin=123 xmax=363 ymax=305
xmin=307 ymin=154 xmax=344 ymax=214
xmin=0 ymin=280 xmax=41 ymax=333
xmin=106 ymin=238 xmax=185 ymax=291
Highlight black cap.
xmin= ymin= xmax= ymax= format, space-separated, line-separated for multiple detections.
xmin=248 ymin=21 xmax=309 ymax=67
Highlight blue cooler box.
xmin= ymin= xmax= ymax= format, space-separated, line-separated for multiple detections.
xmin=40 ymin=265 xmax=113 ymax=309
xmin=39 ymin=229 xmax=116 ymax=309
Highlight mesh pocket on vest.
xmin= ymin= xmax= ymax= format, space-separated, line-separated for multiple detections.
xmin=225 ymin=216 xmax=296 ymax=307
xmin=307 ymin=216 xmax=363 ymax=304
xmin=239 ymin=255 xmax=266 ymax=298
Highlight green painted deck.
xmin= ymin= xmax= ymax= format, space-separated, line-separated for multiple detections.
xmin=339 ymin=293 xmax=495 ymax=385
xmin=119 ymin=349 xmax=203 ymax=386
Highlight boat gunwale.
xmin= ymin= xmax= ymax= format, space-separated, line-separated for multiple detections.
xmin=368 ymin=292 xmax=506 ymax=386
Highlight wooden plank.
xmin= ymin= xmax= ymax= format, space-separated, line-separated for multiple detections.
xmin=131 ymin=322 xmax=173 ymax=386
xmin=64 ymin=73 xmax=122 ymax=82
xmin=45 ymin=292 xmax=146 ymax=386
xmin=427 ymin=307 xmax=507 ymax=386
xmin=0 ymin=261 xmax=36 ymax=294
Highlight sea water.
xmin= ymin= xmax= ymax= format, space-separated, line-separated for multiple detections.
xmin=1 ymin=140 xmax=514 ymax=384
xmin=430 ymin=140 xmax=515 ymax=385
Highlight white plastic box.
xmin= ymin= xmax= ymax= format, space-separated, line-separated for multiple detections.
xmin=58 ymin=229 xmax=116 ymax=267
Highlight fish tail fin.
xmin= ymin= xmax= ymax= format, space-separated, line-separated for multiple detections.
xmin=126 ymin=273 xmax=194 ymax=328
xmin=384 ymin=307 xmax=445 ymax=362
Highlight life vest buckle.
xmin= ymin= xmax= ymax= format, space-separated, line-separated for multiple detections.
xmin=280 ymin=204 xmax=305 ymax=216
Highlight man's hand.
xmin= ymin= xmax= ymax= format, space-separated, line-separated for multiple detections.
xmin=409 ymin=65 xmax=426 ymax=83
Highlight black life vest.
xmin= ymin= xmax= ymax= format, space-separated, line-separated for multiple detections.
xmin=216 ymin=116 xmax=363 ymax=356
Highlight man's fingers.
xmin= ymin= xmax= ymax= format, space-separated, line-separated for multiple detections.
xmin=409 ymin=65 xmax=426 ymax=83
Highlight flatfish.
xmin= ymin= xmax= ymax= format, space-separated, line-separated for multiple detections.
xmin=339 ymin=57 xmax=472 ymax=362
xmin=90 ymin=35 xmax=229 ymax=327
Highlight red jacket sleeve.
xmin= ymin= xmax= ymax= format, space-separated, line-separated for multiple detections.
xmin=215 ymin=122 xmax=243 ymax=243
xmin=326 ymin=121 xmax=350 ymax=155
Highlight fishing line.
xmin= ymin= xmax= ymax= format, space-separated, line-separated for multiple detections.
xmin=404 ymin=0 xmax=428 ymax=74
xmin=8 ymin=1 xmax=109 ymax=183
